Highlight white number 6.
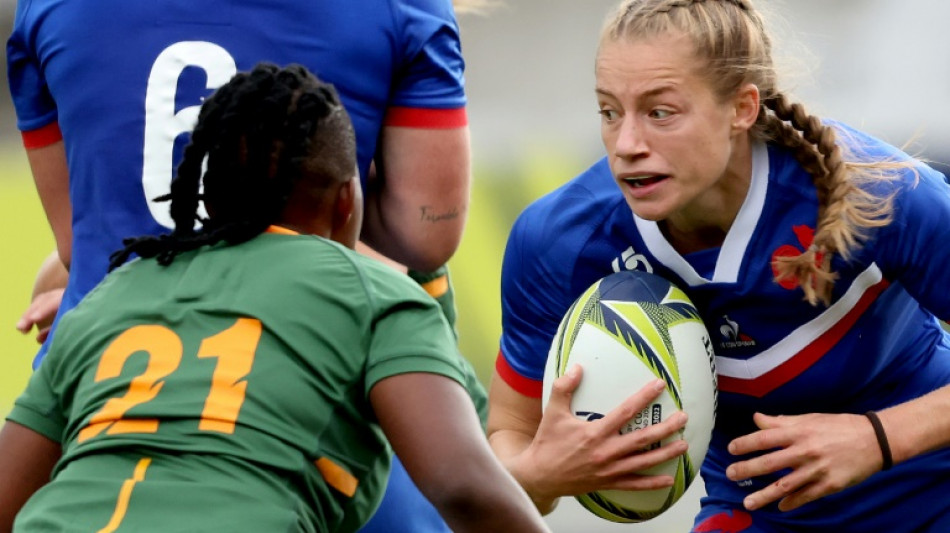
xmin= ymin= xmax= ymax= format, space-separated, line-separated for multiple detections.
xmin=142 ymin=41 xmax=236 ymax=229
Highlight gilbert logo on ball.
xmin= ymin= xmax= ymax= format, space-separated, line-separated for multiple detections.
xmin=541 ymin=270 xmax=718 ymax=523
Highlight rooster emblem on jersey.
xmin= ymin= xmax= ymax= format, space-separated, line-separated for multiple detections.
xmin=718 ymin=315 xmax=756 ymax=349
xmin=770 ymin=224 xmax=822 ymax=290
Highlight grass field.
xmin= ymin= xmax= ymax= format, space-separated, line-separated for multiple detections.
xmin=0 ymin=149 xmax=54 ymax=417
xmin=0 ymin=148 xmax=581 ymax=419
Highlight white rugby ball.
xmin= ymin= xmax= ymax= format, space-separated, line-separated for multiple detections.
xmin=541 ymin=270 xmax=717 ymax=523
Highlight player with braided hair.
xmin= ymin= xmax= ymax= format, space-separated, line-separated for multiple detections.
xmin=9 ymin=1 xmax=489 ymax=531
xmin=0 ymin=63 xmax=549 ymax=533
xmin=487 ymin=0 xmax=950 ymax=531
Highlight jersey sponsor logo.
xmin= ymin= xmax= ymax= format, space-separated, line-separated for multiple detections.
xmin=611 ymin=245 xmax=654 ymax=274
xmin=717 ymin=315 xmax=757 ymax=350
xmin=770 ymin=224 xmax=822 ymax=290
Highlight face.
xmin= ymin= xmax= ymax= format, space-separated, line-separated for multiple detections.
xmin=596 ymin=33 xmax=752 ymax=226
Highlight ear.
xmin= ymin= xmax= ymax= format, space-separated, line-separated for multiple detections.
xmin=330 ymin=174 xmax=363 ymax=249
xmin=731 ymin=83 xmax=760 ymax=134
xmin=332 ymin=177 xmax=354 ymax=227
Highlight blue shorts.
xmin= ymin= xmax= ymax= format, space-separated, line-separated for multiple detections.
xmin=358 ymin=455 xmax=450 ymax=533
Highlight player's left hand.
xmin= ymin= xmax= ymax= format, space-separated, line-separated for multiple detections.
xmin=725 ymin=412 xmax=882 ymax=512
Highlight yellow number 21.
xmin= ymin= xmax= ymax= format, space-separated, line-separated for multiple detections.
xmin=77 ymin=318 xmax=262 ymax=443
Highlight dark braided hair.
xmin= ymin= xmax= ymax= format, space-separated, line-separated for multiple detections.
xmin=110 ymin=63 xmax=356 ymax=270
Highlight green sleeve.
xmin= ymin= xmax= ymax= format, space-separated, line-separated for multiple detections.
xmin=362 ymin=269 xmax=466 ymax=397
xmin=406 ymin=265 xmax=488 ymax=426
xmin=6 ymin=359 xmax=66 ymax=443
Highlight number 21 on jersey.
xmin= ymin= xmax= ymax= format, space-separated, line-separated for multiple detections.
xmin=77 ymin=317 xmax=261 ymax=443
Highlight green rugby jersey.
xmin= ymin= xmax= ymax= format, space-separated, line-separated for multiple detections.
xmin=408 ymin=265 xmax=488 ymax=426
xmin=7 ymin=231 xmax=466 ymax=532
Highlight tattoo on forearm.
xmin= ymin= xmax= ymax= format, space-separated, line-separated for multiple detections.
xmin=419 ymin=206 xmax=459 ymax=223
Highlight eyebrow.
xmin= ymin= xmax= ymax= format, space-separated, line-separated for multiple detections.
xmin=595 ymin=84 xmax=678 ymax=100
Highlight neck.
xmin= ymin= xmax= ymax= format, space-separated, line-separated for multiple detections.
xmin=277 ymin=195 xmax=335 ymax=239
xmin=662 ymin=136 xmax=754 ymax=254
xmin=659 ymin=222 xmax=728 ymax=255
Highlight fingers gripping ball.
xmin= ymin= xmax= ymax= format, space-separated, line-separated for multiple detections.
xmin=541 ymin=270 xmax=718 ymax=522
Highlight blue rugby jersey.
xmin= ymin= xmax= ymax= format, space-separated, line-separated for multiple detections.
xmin=497 ymin=122 xmax=950 ymax=531
xmin=8 ymin=2 xmax=467 ymax=532
xmin=8 ymin=0 xmax=467 ymax=368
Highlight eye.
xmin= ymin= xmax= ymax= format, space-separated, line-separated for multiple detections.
xmin=598 ymin=108 xmax=620 ymax=122
xmin=648 ymin=108 xmax=674 ymax=120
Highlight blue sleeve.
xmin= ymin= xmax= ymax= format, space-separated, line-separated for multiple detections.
xmin=498 ymin=205 xmax=574 ymax=385
xmin=6 ymin=0 xmax=58 ymax=132
xmin=389 ymin=0 xmax=466 ymax=109
xmin=874 ymin=163 xmax=950 ymax=320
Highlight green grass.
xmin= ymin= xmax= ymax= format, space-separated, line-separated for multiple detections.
xmin=0 ymin=149 xmax=55 ymax=417
xmin=0 ymin=148 xmax=585 ymax=418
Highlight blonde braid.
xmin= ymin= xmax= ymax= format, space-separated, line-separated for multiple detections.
xmin=602 ymin=0 xmax=901 ymax=305
xmin=763 ymin=92 xmax=894 ymax=304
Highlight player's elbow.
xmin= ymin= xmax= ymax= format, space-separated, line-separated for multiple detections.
xmin=364 ymin=224 xmax=464 ymax=273
xmin=405 ymin=232 xmax=463 ymax=272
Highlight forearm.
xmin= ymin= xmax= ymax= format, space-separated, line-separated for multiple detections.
xmin=26 ymin=142 xmax=72 ymax=268
xmin=0 ymin=421 xmax=61 ymax=532
xmin=432 ymin=464 xmax=551 ymax=533
xmin=373 ymin=373 xmax=548 ymax=531
xmin=361 ymin=186 xmax=467 ymax=272
xmin=363 ymin=125 xmax=470 ymax=272
xmin=486 ymin=370 xmax=560 ymax=515
xmin=487 ymin=428 xmax=560 ymax=515
xmin=879 ymin=383 xmax=950 ymax=465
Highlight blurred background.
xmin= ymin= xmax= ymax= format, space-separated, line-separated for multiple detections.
xmin=1 ymin=0 xmax=948 ymax=531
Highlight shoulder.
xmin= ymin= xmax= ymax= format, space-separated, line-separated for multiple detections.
xmin=387 ymin=0 xmax=458 ymax=36
xmin=825 ymin=120 xmax=946 ymax=195
xmin=213 ymin=235 xmax=378 ymax=304
xmin=765 ymin=121 xmax=935 ymax=199
xmin=828 ymin=120 xmax=907 ymax=159
xmin=290 ymin=240 xmax=440 ymax=314
xmin=390 ymin=0 xmax=456 ymax=20
xmin=10 ymin=0 xmax=43 ymax=29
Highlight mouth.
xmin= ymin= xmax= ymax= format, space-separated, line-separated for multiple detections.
xmin=622 ymin=174 xmax=669 ymax=188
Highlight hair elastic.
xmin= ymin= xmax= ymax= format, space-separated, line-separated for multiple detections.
xmin=864 ymin=411 xmax=892 ymax=471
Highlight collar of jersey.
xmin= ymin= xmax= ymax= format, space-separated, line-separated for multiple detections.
xmin=266 ymin=225 xmax=299 ymax=236
xmin=634 ymin=140 xmax=769 ymax=286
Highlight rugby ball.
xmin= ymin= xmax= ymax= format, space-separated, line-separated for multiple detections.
xmin=541 ymin=270 xmax=717 ymax=523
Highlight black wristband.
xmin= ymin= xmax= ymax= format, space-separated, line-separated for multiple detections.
xmin=864 ymin=411 xmax=893 ymax=471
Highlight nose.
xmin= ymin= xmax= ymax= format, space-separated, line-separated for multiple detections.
xmin=612 ymin=116 xmax=649 ymax=160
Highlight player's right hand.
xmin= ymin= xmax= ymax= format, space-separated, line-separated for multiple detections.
xmin=521 ymin=365 xmax=689 ymax=500
xmin=16 ymin=289 xmax=64 ymax=344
